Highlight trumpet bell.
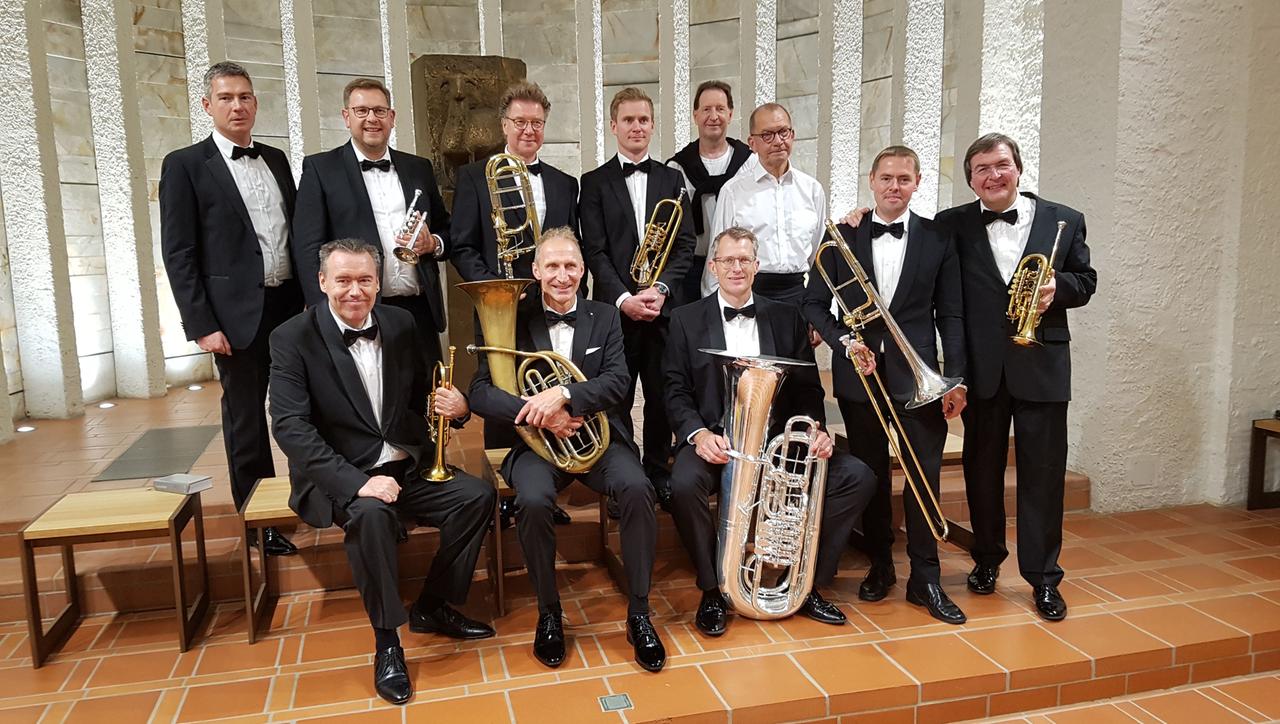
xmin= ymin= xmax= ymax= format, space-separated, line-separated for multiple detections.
xmin=392 ymin=246 xmax=420 ymax=265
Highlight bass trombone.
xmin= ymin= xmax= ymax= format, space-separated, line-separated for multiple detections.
xmin=1008 ymin=221 xmax=1066 ymax=346
xmin=812 ymin=221 xmax=974 ymax=550
xmin=423 ymin=345 xmax=457 ymax=482
xmin=486 ymin=153 xmax=541 ymax=278
xmin=629 ymin=192 xmax=684 ymax=289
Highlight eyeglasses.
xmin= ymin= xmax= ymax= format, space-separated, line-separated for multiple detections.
xmin=505 ymin=117 xmax=546 ymax=131
xmin=348 ymin=106 xmax=390 ymax=119
xmin=971 ymin=160 xmax=1017 ymax=178
xmin=712 ymin=256 xmax=757 ymax=270
xmin=750 ymin=127 xmax=794 ymax=143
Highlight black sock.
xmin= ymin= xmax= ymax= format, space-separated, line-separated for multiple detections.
xmin=416 ymin=593 xmax=444 ymax=613
xmin=374 ymin=626 xmax=400 ymax=651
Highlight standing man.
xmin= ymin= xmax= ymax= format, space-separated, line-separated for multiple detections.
xmin=468 ymin=228 xmax=666 ymax=673
xmin=293 ymin=78 xmax=451 ymax=372
xmin=706 ymin=103 xmax=825 ymax=304
xmin=160 ymin=61 xmax=302 ymax=556
xmin=935 ymin=134 xmax=1096 ymax=621
xmin=271 ymin=239 xmax=496 ymax=705
xmin=579 ymin=87 xmax=697 ymax=496
xmin=804 ymin=146 xmax=969 ymax=624
xmin=666 ymin=80 xmax=753 ymax=302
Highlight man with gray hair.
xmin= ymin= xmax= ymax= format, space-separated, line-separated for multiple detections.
xmin=160 ymin=61 xmax=302 ymax=556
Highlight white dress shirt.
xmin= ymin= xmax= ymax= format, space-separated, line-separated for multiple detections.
xmin=328 ymin=306 xmax=409 ymax=468
xmin=704 ymin=160 xmax=827 ymax=295
xmin=719 ymin=292 xmax=761 ymax=357
xmin=616 ymin=154 xmax=652 ymax=307
xmin=504 ymin=146 xmax=547 ymax=227
xmin=543 ymin=300 xmax=577 ymax=360
xmin=352 ymin=142 xmax=422 ymax=298
xmin=211 ymin=130 xmax=291 ymax=286
xmin=983 ymin=193 xmax=1037 ymax=284
xmin=870 ymin=209 xmax=910 ymax=308
xmin=669 ymin=146 xmax=734 ymax=256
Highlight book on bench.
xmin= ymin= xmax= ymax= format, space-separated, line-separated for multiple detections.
xmin=152 ymin=473 xmax=213 ymax=495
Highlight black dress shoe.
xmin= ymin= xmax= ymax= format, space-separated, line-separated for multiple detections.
xmin=409 ymin=603 xmax=495 ymax=639
xmin=967 ymin=564 xmax=999 ymax=595
xmin=799 ymin=590 xmax=847 ymax=625
xmin=551 ymin=504 xmax=572 ymax=526
xmin=607 ymin=496 xmax=621 ymax=520
xmin=373 ymin=645 xmax=413 ymax=705
xmin=694 ymin=589 xmax=728 ymax=637
xmin=858 ymin=563 xmax=897 ymax=602
xmin=498 ymin=498 xmax=517 ymax=530
xmin=1033 ymin=585 xmax=1068 ymax=621
xmin=532 ymin=612 xmax=566 ymax=668
xmin=252 ymin=527 xmax=297 ymax=556
xmin=626 ymin=614 xmax=666 ymax=672
xmin=905 ymin=582 xmax=967 ymax=625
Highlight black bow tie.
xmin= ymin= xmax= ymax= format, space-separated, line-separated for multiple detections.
xmin=342 ymin=325 xmax=378 ymax=346
xmin=545 ymin=309 xmax=577 ymax=327
xmin=230 ymin=144 xmax=260 ymax=160
xmin=360 ymin=159 xmax=392 ymax=173
xmin=981 ymin=208 xmax=1018 ymax=225
xmin=870 ymin=221 xmax=905 ymax=239
xmin=622 ymin=159 xmax=651 ymax=177
xmin=525 ymin=162 xmax=542 ymax=176
xmin=723 ymin=304 xmax=756 ymax=322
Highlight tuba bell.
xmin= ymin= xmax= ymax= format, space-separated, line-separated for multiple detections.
xmin=1008 ymin=221 xmax=1066 ymax=346
xmin=629 ymin=192 xmax=684 ymax=289
xmin=486 ymin=154 xmax=541 ymax=278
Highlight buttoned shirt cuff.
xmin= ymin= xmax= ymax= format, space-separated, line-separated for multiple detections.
xmin=615 ymin=292 xmax=632 ymax=308
xmin=687 ymin=427 xmax=708 ymax=445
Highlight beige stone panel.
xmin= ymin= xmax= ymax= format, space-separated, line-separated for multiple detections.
xmin=540 ymin=70 xmax=584 ymax=144
xmin=225 ymin=0 xmax=283 ymax=29
xmin=781 ymin=91 xmax=818 ymax=139
xmin=540 ymin=141 xmax=584 ymax=178
xmin=776 ymin=34 xmax=818 ymax=96
xmin=69 ymin=275 xmax=113 ymax=356
xmin=315 ymin=73 xmax=382 ymax=131
xmin=79 ymin=352 xmax=116 ymax=403
xmin=603 ymin=60 xmax=658 ymax=86
xmin=60 ymin=184 xmax=104 ymax=241
xmin=503 ymin=17 xmax=578 ymax=64
xmin=860 ymin=75 xmax=891 ymax=132
xmin=689 ymin=18 xmax=738 ymax=69
xmin=603 ymin=3 xmax=658 ymax=62
xmin=227 ymin=37 xmax=285 ymax=65
xmin=131 ymin=1 xmax=184 ymax=56
xmin=406 ymin=3 xmax=480 ymax=53
xmin=313 ymin=16 xmax=383 ymax=75
xmin=862 ymin=3 xmax=894 ymax=80
xmin=44 ymin=18 xmax=86 ymax=59
xmin=312 ymin=0 xmax=381 ymax=17
xmin=249 ymin=75 xmax=289 ymax=138
xmin=690 ymin=0 xmax=736 ymax=24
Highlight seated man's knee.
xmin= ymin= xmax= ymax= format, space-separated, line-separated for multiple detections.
xmin=614 ymin=470 xmax=655 ymax=508
xmin=514 ymin=483 xmax=558 ymax=519
xmin=342 ymin=497 xmax=399 ymax=535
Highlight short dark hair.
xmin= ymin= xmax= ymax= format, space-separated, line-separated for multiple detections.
xmin=710 ymin=226 xmax=759 ymax=258
xmin=609 ymin=87 xmax=654 ymax=121
xmin=693 ymin=80 xmax=734 ymax=111
xmin=748 ymin=102 xmax=791 ymax=133
xmin=870 ymin=145 xmax=921 ymax=176
xmin=202 ymin=61 xmax=253 ymax=99
xmin=343 ymin=77 xmax=391 ymax=107
xmin=319 ymin=238 xmax=381 ymax=278
xmin=963 ymin=133 xmax=1023 ymax=185
xmin=499 ymin=81 xmax=552 ymax=119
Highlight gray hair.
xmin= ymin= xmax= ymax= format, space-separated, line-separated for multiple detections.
xmin=534 ymin=226 xmax=584 ymax=263
xmin=202 ymin=61 xmax=253 ymax=99
xmin=318 ymin=238 xmax=382 ymax=278
xmin=709 ymin=226 xmax=759 ymax=258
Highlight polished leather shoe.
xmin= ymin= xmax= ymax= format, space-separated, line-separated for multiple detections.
xmin=799 ymin=590 xmax=847 ymax=625
xmin=532 ymin=612 xmax=566 ymax=668
xmin=1033 ymin=585 xmax=1068 ymax=621
xmin=858 ymin=563 xmax=897 ymax=602
xmin=250 ymin=527 xmax=297 ymax=557
xmin=694 ymin=589 xmax=728 ymax=637
xmin=552 ymin=504 xmax=572 ymax=526
xmin=905 ymin=582 xmax=967 ymax=625
xmin=498 ymin=498 xmax=517 ymax=530
xmin=626 ymin=614 xmax=666 ymax=672
xmin=409 ymin=603 xmax=495 ymax=639
xmin=373 ymin=645 xmax=413 ymax=705
xmin=966 ymin=564 xmax=999 ymax=595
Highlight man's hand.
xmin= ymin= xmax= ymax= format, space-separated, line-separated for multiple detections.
xmin=357 ymin=475 xmax=400 ymax=504
xmin=842 ymin=335 xmax=876 ymax=376
xmin=694 ymin=430 xmax=732 ymax=465
xmin=620 ymin=294 xmax=659 ymax=322
xmin=197 ymin=330 xmax=232 ymax=356
xmin=637 ymin=286 xmax=666 ymax=314
xmin=809 ymin=325 xmax=823 ymax=348
xmin=941 ymin=386 xmax=967 ymax=420
xmin=516 ymin=386 xmax=569 ymax=427
xmin=432 ymin=385 xmax=468 ymax=419
xmin=841 ymin=206 xmax=872 ymax=228
xmin=1036 ymin=274 xmax=1056 ymax=314
xmin=811 ymin=428 xmax=836 ymax=460
xmin=396 ymin=211 xmax=437 ymax=256
xmin=544 ymin=410 xmax=585 ymax=439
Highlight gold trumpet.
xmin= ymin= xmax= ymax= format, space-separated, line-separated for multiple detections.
xmin=423 ymin=345 xmax=456 ymax=483
xmin=458 ymin=279 xmax=609 ymax=474
xmin=812 ymin=221 xmax=974 ymax=550
xmin=629 ymin=193 xmax=684 ymax=288
xmin=1008 ymin=220 xmax=1066 ymax=346
xmin=393 ymin=189 xmax=428 ymax=265
xmin=486 ymin=153 xmax=541 ymax=278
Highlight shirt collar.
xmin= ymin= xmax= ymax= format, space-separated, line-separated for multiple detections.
xmin=979 ymin=193 xmax=1027 ymax=217
xmin=542 ymin=299 xmax=578 ymax=316
xmin=871 ymin=209 xmax=910 ymax=227
xmin=212 ymin=129 xmax=254 ymax=159
xmin=328 ymin=304 xmax=374 ymax=334
xmin=717 ymin=291 xmax=755 ymax=314
xmin=753 ymin=160 xmax=793 ymax=184
xmin=618 ymin=153 xmax=651 ymax=170
xmin=504 ymin=146 xmax=541 ymax=166
xmin=351 ymin=140 xmax=391 ymax=165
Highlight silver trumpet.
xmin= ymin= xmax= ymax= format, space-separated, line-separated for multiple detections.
xmin=393 ymin=189 xmax=428 ymax=265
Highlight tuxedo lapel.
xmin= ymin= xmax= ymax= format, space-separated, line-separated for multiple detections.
xmin=340 ymin=143 xmax=378 ymax=241
xmin=570 ymin=305 xmax=594 ymax=366
xmin=202 ymin=138 xmax=253 ymax=232
xmin=891 ymin=213 xmax=925 ymax=314
xmin=262 ymin=148 xmax=295 ymax=216
xmin=757 ymin=301 xmax=778 ymax=357
xmin=852 ymin=220 xmax=879 ymax=293
xmin=644 ymin=162 xmax=666 ymax=219
xmin=1022 ymin=193 xmax=1061 ymax=265
xmin=316 ymin=307 xmax=379 ymax=432
xmin=604 ymin=157 xmax=639 ymax=244
xmin=542 ymin=166 xmax=565 ymax=225
xmin=703 ymin=296 xmax=728 ymax=350
xmin=964 ymin=201 xmax=1007 ymax=284
xmin=527 ymin=309 xmax=553 ymax=355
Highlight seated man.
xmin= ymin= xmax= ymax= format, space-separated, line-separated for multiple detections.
xmin=665 ymin=226 xmax=876 ymax=636
xmin=269 ymin=239 xmax=496 ymax=706
xmin=468 ymin=227 xmax=666 ymax=672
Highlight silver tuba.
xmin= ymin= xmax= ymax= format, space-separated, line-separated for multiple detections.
xmin=703 ymin=350 xmax=828 ymax=620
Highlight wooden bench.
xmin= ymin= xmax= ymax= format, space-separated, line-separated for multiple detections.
xmin=1248 ymin=418 xmax=1280 ymax=510
xmin=20 ymin=488 xmax=209 ymax=668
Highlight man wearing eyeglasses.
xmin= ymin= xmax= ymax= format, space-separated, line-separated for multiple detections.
xmin=704 ymin=103 xmax=825 ymax=305
xmin=293 ymin=77 xmax=451 ymax=372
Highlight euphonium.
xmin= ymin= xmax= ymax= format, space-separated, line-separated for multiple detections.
xmin=1008 ymin=220 xmax=1066 ymax=347
xmin=708 ymin=351 xmax=828 ymax=619
xmin=393 ymin=189 xmax=428 ymax=265
xmin=458 ymin=279 xmax=609 ymax=474
xmin=486 ymin=153 xmax=541 ymax=278
xmin=629 ymin=193 xmax=684 ymax=288
xmin=812 ymin=221 xmax=975 ymax=550
xmin=423 ymin=345 xmax=456 ymax=483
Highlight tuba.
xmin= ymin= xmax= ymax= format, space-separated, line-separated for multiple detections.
xmin=422 ymin=345 xmax=456 ymax=482
xmin=706 ymin=350 xmax=828 ymax=619
xmin=458 ymin=279 xmax=609 ymax=474
xmin=1008 ymin=221 xmax=1066 ymax=346
xmin=486 ymin=154 xmax=541 ymax=278
xmin=812 ymin=221 xmax=974 ymax=550
xmin=392 ymin=189 xmax=429 ymax=265
xmin=629 ymin=193 xmax=684 ymax=288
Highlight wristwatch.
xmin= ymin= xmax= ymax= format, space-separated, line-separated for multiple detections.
xmin=559 ymin=385 xmax=572 ymax=401
xmin=654 ymin=281 xmax=670 ymax=296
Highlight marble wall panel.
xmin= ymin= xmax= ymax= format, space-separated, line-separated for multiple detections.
xmin=862 ymin=1 xmax=894 ymax=80
xmin=70 ymin=275 xmax=112 ymax=355
xmin=316 ymin=72 xmax=383 ymax=149
xmin=406 ymin=0 xmax=480 ymax=57
xmin=689 ymin=0 xmax=735 ymax=24
xmin=689 ymin=1 xmax=740 ymax=139
xmin=78 ymin=351 xmax=115 ymax=402
xmin=313 ymin=3 xmax=383 ymax=76
xmin=132 ymin=0 xmax=185 ymax=56
xmin=504 ymin=0 xmax=581 ymax=151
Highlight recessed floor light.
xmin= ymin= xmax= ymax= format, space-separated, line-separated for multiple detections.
xmin=187 ymin=384 xmax=203 ymax=391
xmin=98 ymin=402 xmax=115 ymax=409
xmin=16 ymin=425 xmax=35 ymax=433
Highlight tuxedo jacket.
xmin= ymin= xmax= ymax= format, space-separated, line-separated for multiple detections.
xmin=269 ymin=304 xmax=430 ymax=529
xmin=159 ymin=135 xmax=303 ymax=348
xmin=934 ymin=193 xmax=1095 ymax=402
xmin=665 ymin=294 xmax=827 ymax=449
xmin=292 ymin=143 xmax=451 ymax=332
xmin=449 ymin=155 xmax=579 ymax=281
xmin=579 ymin=156 xmax=698 ymax=310
xmin=467 ymin=298 xmax=635 ymax=478
xmin=802 ymin=214 xmax=966 ymax=404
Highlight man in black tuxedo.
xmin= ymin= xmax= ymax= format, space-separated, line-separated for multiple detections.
xmin=270 ymin=239 xmax=496 ymax=705
xmin=579 ymin=86 xmax=697 ymax=497
xmin=293 ymin=77 xmax=450 ymax=372
xmin=934 ymin=133 xmax=1096 ymax=621
xmin=468 ymin=228 xmax=665 ymax=673
xmin=804 ymin=146 xmax=969 ymax=625
xmin=665 ymin=227 xmax=875 ymax=636
xmin=159 ymin=62 xmax=302 ymax=556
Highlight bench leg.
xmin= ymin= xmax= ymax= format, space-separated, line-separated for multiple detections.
xmin=489 ymin=496 xmax=506 ymax=618
xmin=170 ymin=494 xmax=210 ymax=652
xmin=242 ymin=522 xmax=279 ymax=643
xmin=22 ymin=541 xmax=81 ymax=669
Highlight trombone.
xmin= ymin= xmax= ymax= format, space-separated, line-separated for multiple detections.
xmin=486 ymin=153 xmax=541 ymax=278
xmin=629 ymin=192 xmax=684 ymax=289
xmin=812 ymin=221 xmax=974 ymax=550
xmin=1008 ymin=221 xmax=1066 ymax=346
xmin=423 ymin=345 xmax=457 ymax=482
